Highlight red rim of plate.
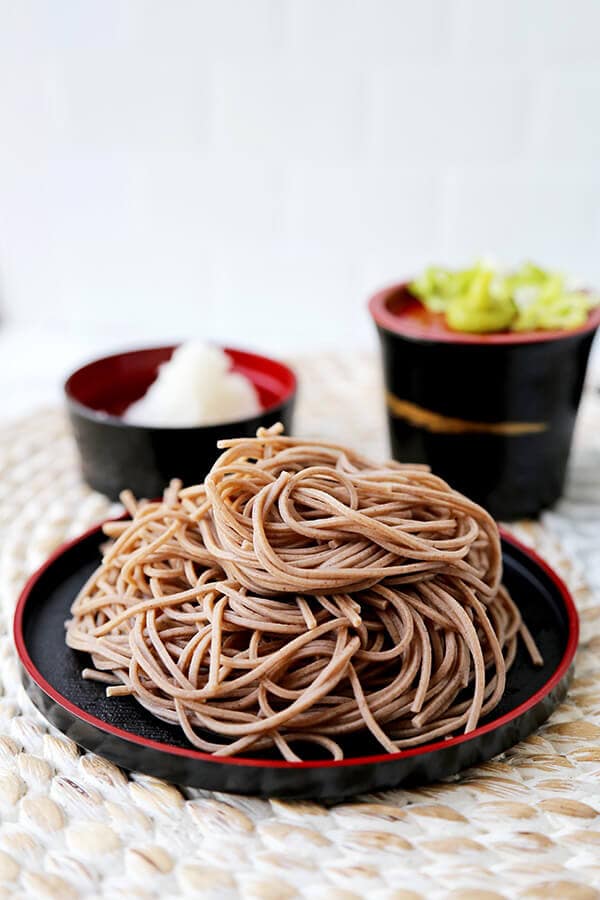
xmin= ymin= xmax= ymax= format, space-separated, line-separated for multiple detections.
xmin=64 ymin=344 xmax=297 ymax=428
xmin=14 ymin=523 xmax=579 ymax=770
xmin=368 ymin=283 xmax=600 ymax=345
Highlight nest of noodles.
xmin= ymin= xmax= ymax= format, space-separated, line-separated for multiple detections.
xmin=66 ymin=425 xmax=542 ymax=760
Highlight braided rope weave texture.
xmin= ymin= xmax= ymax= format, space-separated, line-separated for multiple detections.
xmin=0 ymin=354 xmax=599 ymax=899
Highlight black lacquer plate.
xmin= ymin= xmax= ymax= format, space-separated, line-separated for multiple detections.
xmin=15 ymin=524 xmax=578 ymax=800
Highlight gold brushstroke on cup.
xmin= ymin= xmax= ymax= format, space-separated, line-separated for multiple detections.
xmin=386 ymin=393 xmax=547 ymax=436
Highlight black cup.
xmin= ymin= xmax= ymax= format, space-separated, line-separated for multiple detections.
xmin=65 ymin=345 xmax=296 ymax=501
xmin=369 ymin=284 xmax=600 ymax=520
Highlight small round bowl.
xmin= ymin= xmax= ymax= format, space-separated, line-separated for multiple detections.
xmin=369 ymin=283 xmax=600 ymax=520
xmin=65 ymin=345 xmax=297 ymax=501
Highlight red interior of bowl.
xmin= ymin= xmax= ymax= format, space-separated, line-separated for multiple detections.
xmin=369 ymin=283 xmax=600 ymax=345
xmin=65 ymin=346 xmax=296 ymax=419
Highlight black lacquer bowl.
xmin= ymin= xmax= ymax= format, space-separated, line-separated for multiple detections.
xmin=15 ymin=524 xmax=577 ymax=801
xmin=65 ymin=345 xmax=297 ymax=501
xmin=369 ymin=285 xmax=600 ymax=520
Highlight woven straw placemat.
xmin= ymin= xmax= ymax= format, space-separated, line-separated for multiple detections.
xmin=0 ymin=354 xmax=599 ymax=900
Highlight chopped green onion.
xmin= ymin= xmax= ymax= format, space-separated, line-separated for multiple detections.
xmin=408 ymin=261 xmax=597 ymax=334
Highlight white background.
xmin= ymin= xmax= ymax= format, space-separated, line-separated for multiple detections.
xmin=1 ymin=0 xmax=600 ymax=414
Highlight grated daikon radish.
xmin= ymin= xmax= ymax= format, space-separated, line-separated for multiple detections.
xmin=124 ymin=342 xmax=261 ymax=427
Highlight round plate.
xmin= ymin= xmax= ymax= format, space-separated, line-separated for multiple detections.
xmin=14 ymin=524 xmax=578 ymax=800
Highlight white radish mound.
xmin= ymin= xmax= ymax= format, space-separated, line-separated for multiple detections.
xmin=124 ymin=342 xmax=261 ymax=428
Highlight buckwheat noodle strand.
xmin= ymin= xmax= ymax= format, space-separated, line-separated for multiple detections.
xmin=66 ymin=425 xmax=542 ymax=760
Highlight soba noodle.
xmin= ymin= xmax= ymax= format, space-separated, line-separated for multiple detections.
xmin=66 ymin=425 xmax=542 ymax=760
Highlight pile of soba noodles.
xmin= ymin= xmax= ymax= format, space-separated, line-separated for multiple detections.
xmin=66 ymin=425 xmax=541 ymax=760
